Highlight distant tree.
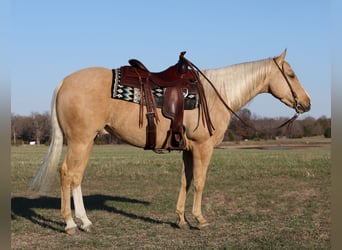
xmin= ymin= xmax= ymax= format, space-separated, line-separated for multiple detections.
xmin=224 ymin=111 xmax=331 ymax=141
xmin=11 ymin=112 xmax=51 ymax=144
xmin=317 ymin=116 xmax=331 ymax=137
xmin=31 ymin=112 xmax=51 ymax=144
xmin=228 ymin=109 xmax=257 ymax=140
xmin=324 ymin=127 xmax=331 ymax=138
xmin=11 ymin=114 xmax=17 ymax=145
xmin=11 ymin=114 xmax=34 ymax=144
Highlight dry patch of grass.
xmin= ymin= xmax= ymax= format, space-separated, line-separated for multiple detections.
xmin=11 ymin=141 xmax=331 ymax=249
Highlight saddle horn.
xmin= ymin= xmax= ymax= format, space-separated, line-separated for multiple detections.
xmin=178 ymin=51 xmax=188 ymax=74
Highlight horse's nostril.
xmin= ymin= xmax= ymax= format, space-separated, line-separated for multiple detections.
xmin=299 ymin=102 xmax=311 ymax=112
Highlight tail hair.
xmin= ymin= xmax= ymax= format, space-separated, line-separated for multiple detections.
xmin=30 ymin=81 xmax=64 ymax=193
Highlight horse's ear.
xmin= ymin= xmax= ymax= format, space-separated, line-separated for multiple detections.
xmin=275 ymin=48 xmax=287 ymax=65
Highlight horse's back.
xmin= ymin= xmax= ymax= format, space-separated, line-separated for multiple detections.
xmin=62 ymin=67 xmax=112 ymax=89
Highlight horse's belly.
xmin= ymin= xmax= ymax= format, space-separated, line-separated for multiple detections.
xmin=106 ymin=101 xmax=212 ymax=149
xmin=106 ymin=102 xmax=173 ymax=148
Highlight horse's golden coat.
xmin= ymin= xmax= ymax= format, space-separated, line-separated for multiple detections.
xmin=31 ymin=50 xmax=310 ymax=234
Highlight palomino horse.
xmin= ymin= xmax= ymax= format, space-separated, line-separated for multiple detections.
xmin=31 ymin=49 xmax=310 ymax=234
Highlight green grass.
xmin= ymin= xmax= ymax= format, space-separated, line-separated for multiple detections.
xmin=11 ymin=142 xmax=331 ymax=249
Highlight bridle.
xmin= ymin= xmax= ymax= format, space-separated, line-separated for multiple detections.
xmin=272 ymin=58 xmax=302 ymax=114
xmin=182 ymin=55 xmax=301 ymax=132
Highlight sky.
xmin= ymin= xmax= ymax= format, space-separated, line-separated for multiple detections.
xmin=10 ymin=0 xmax=330 ymax=119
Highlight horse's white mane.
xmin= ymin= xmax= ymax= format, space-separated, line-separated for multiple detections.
xmin=202 ymin=58 xmax=272 ymax=111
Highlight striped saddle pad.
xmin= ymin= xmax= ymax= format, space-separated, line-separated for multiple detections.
xmin=111 ymin=68 xmax=199 ymax=110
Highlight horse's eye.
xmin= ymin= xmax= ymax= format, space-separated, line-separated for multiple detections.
xmin=288 ymin=72 xmax=295 ymax=78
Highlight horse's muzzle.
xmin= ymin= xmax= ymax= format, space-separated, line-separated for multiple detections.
xmin=296 ymin=101 xmax=311 ymax=113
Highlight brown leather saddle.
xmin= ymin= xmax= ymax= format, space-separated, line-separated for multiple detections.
xmin=119 ymin=51 xmax=213 ymax=150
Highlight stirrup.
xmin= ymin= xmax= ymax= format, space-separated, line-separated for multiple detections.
xmin=166 ymin=129 xmax=187 ymax=150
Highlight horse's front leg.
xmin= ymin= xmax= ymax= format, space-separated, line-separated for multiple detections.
xmin=191 ymin=143 xmax=213 ymax=229
xmin=175 ymin=150 xmax=193 ymax=228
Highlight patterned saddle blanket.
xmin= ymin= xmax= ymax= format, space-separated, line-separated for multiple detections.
xmin=111 ymin=68 xmax=199 ymax=110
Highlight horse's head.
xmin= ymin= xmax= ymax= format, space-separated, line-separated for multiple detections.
xmin=267 ymin=49 xmax=311 ymax=114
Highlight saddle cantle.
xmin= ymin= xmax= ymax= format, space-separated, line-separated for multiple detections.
xmin=117 ymin=51 xmax=214 ymax=150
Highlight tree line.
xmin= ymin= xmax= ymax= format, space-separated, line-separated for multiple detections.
xmin=225 ymin=109 xmax=331 ymax=141
xmin=11 ymin=109 xmax=331 ymax=145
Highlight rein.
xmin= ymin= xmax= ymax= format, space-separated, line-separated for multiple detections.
xmin=182 ymin=53 xmax=300 ymax=133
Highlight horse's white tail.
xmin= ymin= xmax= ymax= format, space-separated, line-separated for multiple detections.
xmin=30 ymin=80 xmax=64 ymax=193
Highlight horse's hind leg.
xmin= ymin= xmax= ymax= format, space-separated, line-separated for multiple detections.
xmin=60 ymin=140 xmax=94 ymax=234
xmin=72 ymin=185 xmax=93 ymax=232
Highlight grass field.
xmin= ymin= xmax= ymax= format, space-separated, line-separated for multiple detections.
xmin=11 ymin=139 xmax=331 ymax=249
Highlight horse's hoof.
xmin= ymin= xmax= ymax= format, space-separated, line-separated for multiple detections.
xmin=176 ymin=220 xmax=190 ymax=229
xmin=81 ymin=224 xmax=94 ymax=233
xmin=65 ymin=227 xmax=78 ymax=235
xmin=197 ymin=221 xmax=209 ymax=230
xmin=175 ymin=217 xmax=190 ymax=229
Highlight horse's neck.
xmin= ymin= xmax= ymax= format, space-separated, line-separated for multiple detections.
xmin=203 ymin=58 xmax=271 ymax=111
